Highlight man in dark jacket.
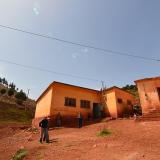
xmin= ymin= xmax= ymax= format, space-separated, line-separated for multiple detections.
xmin=39 ymin=117 xmax=49 ymax=143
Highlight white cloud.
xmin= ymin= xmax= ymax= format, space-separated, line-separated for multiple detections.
xmin=71 ymin=53 xmax=79 ymax=59
xmin=33 ymin=7 xmax=40 ymax=15
xmin=33 ymin=2 xmax=41 ymax=15
xmin=82 ymin=48 xmax=89 ymax=53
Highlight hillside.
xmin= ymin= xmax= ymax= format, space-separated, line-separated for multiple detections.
xmin=0 ymin=102 xmax=33 ymax=125
xmin=0 ymin=77 xmax=36 ymax=126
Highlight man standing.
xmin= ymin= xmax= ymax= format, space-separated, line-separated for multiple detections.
xmin=77 ymin=112 xmax=83 ymax=128
xmin=39 ymin=116 xmax=49 ymax=143
xmin=56 ymin=112 xmax=62 ymax=127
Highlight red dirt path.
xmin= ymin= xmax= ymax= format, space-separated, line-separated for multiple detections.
xmin=1 ymin=119 xmax=160 ymax=160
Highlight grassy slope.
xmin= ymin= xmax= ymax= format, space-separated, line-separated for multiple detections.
xmin=0 ymin=103 xmax=33 ymax=125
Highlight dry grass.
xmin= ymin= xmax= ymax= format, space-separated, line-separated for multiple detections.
xmin=11 ymin=148 xmax=28 ymax=160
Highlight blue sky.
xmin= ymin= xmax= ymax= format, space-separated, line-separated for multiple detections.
xmin=0 ymin=0 xmax=159 ymax=99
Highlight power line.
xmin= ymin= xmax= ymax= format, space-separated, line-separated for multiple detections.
xmin=0 ymin=58 xmax=103 ymax=83
xmin=0 ymin=24 xmax=160 ymax=62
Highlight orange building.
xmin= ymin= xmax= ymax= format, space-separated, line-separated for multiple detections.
xmin=33 ymin=82 xmax=135 ymax=127
xmin=103 ymin=87 xmax=135 ymax=118
xmin=135 ymin=77 xmax=160 ymax=115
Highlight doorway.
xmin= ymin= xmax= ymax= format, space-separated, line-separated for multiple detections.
xmin=157 ymin=88 xmax=160 ymax=101
xmin=93 ymin=103 xmax=102 ymax=119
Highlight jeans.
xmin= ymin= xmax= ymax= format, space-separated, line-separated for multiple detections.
xmin=40 ymin=128 xmax=49 ymax=143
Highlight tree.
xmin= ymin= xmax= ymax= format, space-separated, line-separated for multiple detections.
xmin=2 ymin=78 xmax=6 ymax=85
xmin=9 ymin=82 xmax=16 ymax=91
xmin=122 ymin=84 xmax=139 ymax=98
xmin=2 ymin=78 xmax=8 ymax=87
xmin=0 ymin=88 xmax=6 ymax=95
xmin=8 ymin=88 xmax=14 ymax=96
xmin=5 ymin=81 xmax=8 ymax=87
xmin=15 ymin=90 xmax=27 ymax=101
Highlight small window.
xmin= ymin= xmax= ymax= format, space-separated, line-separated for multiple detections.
xmin=127 ymin=100 xmax=132 ymax=105
xmin=117 ymin=98 xmax=123 ymax=103
xmin=80 ymin=100 xmax=90 ymax=108
xmin=65 ymin=97 xmax=76 ymax=107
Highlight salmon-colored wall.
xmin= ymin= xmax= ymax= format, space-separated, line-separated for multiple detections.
xmin=104 ymin=88 xmax=134 ymax=118
xmin=51 ymin=83 xmax=101 ymax=119
xmin=136 ymin=79 xmax=160 ymax=114
xmin=35 ymin=87 xmax=53 ymax=118
xmin=104 ymin=91 xmax=117 ymax=118
xmin=114 ymin=88 xmax=134 ymax=117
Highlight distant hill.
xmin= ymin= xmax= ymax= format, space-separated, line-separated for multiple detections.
xmin=0 ymin=77 xmax=36 ymax=125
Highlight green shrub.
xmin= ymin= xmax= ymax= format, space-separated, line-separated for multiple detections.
xmin=0 ymin=88 xmax=6 ymax=95
xmin=11 ymin=148 xmax=28 ymax=160
xmin=97 ymin=129 xmax=112 ymax=137
xmin=9 ymin=82 xmax=16 ymax=90
xmin=8 ymin=88 xmax=15 ymax=96
xmin=15 ymin=90 xmax=27 ymax=101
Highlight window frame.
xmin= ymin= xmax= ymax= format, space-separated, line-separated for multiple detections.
xmin=64 ymin=97 xmax=76 ymax=107
xmin=80 ymin=100 xmax=91 ymax=109
xmin=117 ymin=98 xmax=123 ymax=104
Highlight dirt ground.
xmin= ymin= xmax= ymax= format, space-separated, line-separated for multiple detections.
xmin=1 ymin=119 xmax=160 ymax=160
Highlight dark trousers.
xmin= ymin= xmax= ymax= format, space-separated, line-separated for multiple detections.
xmin=56 ymin=119 xmax=61 ymax=127
xmin=78 ymin=118 xmax=83 ymax=128
xmin=40 ymin=128 xmax=49 ymax=143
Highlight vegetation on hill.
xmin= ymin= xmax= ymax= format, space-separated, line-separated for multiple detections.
xmin=122 ymin=84 xmax=142 ymax=114
xmin=0 ymin=102 xmax=33 ymax=125
xmin=122 ymin=84 xmax=139 ymax=98
xmin=0 ymin=77 xmax=28 ymax=105
xmin=0 ymin=77 xmax=36 ymax=125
